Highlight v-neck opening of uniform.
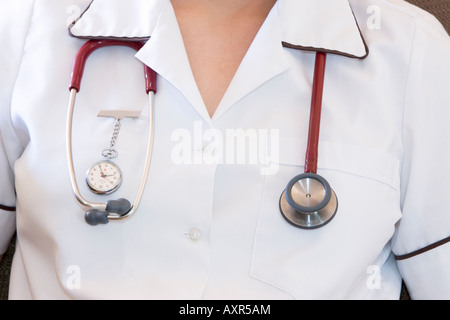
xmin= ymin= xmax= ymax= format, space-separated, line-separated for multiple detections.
xmin=169 ymin=1 xmax=279 ymax=121
xmin=135 ymin=0 xmax=289 ymax=124
xmin=210 ymin=2 xmax=290 ymax=122
xmin=135 ymin=1 xmax=210 ymax=123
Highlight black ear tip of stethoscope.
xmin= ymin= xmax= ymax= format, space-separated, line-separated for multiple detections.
xmin=85 ymin=209 xmax=110 ymax=226
xmin=85 ymin=199 xmax=132 ymax=226
xmin=106 ymin=198 xmax=132 ymax=216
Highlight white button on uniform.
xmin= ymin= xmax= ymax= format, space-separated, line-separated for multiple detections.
xmin=185 ymin=228 xmax=202 ymax=241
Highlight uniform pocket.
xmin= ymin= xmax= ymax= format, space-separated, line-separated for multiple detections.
xmin=250 ymin=138 xmax=402 ymax=299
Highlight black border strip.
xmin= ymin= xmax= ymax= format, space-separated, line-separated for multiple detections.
xmin=281 ymin=42 xmax=368 ymax=60
xmin=0 ymin=204 xmax=16 ymax=212
xmin=395 ymin=236 xmax=450 ymax=261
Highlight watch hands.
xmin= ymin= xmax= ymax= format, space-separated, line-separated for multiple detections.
xmin=102 ymin=176 xmax=113 ymax=184
xmin=98 ymin=164 xmax=106 ymax=178
xmin=97 ymin=164 xmax=115 ymax=184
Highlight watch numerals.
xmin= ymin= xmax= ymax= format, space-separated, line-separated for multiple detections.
xmin=86 ymin=160 xmax=122 ymax=195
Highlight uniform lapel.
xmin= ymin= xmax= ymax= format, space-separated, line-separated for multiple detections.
xmin=211 ymin=0 xmax=369 ymax=121
xmin=135 ymin=1 xmax=291 ymax=123
xmin=211 ymin=5 xmax=290 ymax=121
xmin=278 ymin=0 xmax=368 ymax=59
xmin=135 ymin=1 xmax=211 ymax=122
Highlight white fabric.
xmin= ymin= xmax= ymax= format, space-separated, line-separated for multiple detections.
xmin=69 ymin=0 xmax=163 ymax=39
xmin=0 ymin=0 xmax=34 ymax=254
xmin=0 ymin=0 xmax=449 ymax=300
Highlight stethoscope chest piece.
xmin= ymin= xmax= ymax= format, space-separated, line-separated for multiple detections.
xmin=279 ymin=173 xmax=338 ymax=229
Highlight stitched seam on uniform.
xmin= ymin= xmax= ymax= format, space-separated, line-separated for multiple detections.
xmin=394 ymin=236 xmax=450 ymax=261
xmin=399 ymin=20 xmax=418 ymax=205
xmin=0 ymin=204 xmax=16 ymax=212
xmin=8 ymin=0 xmax=37 ymax=152
xmin=0 ymin=0 xmax=36 ymax=214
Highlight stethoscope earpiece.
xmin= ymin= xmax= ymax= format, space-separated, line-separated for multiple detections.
xmin=279 ymin=173 xmax=338 ymax=229
xmin=85 ymin=209 xmax=109 ymax=226
xmin=105 ymin=198 xmax=132 ymax=216
xmin=85 ymin=198 xmax=132 ymax=226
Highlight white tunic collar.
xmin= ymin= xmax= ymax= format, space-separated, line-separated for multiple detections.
xmin=68 ymin=0 xmax=368 ymax=121
xmin=69 ymin=0 xmax=368 ymax=59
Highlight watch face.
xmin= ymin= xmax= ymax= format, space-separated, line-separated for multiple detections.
xmin=86 ymin=160 xmax=123 ymax=194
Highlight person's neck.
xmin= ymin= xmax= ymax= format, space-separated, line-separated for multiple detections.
xmin=170 ymin=0 xmax=277 ymax=117
xmin=171 ymin=0 xmax=277 ymax=19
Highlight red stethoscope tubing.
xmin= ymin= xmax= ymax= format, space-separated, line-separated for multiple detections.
xmin=305 ymin=52 xmax=327 ymax=174
xmin=67 ymin=40 xmax=157 ymax=225
xmin=69 ymin=40 xmax=157 ymax=94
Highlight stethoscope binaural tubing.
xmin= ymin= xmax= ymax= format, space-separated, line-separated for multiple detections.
xmin=67 ymin=40 xmax=337 ymax=228
xmin=66 ymin=40 xmax=157 ymax=225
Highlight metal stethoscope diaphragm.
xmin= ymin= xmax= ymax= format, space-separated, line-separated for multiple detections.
xmin=280 ymin=173 xmax=338 ymax=229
